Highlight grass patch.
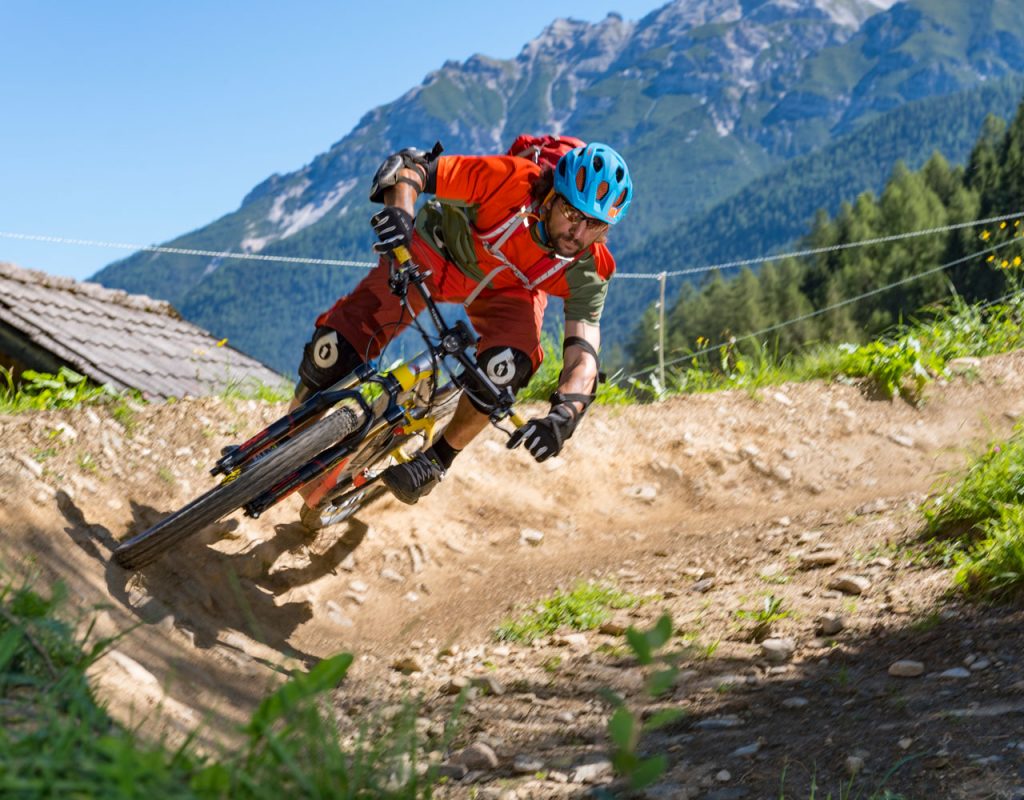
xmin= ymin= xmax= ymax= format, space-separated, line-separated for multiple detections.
xmin=220 ymin=378 xmax=293 ymax=404
xmin=1 ymin=576 xmax=455 ymax=798
xmin=0 ymin=366 xmax=123 ymax=414
xmin=779 ymin=758 xmax=919 ymax=799
xmin=734 ymin=594 xmax=792 ymax=642
xmin=494 ymin=581 xmax=642 ymax=643
xmin=925 ymin=433 xmax=1024 ymax=534
xmin=951 ymin=504 xmax=1024 ymax=599
xmin=923 ymin=428 xmax=1024 ymax=599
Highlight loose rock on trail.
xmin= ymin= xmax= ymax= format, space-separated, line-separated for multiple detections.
xmin=3 ymin=351 xmax=1024 ymax=798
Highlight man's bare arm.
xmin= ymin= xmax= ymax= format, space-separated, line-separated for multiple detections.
xmin=559 ymin=320 xmax=601 ymax=411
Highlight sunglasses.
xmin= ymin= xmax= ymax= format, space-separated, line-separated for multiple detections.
xmin=556 ymin=195 xmax=608 ymax=231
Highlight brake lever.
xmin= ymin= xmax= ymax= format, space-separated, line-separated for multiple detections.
xmin=387 ymin=244 xmax=419 ymax=296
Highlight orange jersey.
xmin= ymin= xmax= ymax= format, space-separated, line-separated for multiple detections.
xmin=414 ymin=154 xmax=616 ymax=323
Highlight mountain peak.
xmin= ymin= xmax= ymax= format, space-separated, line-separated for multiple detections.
xmin=645 ymin=0 xmax=895 ymax=30
xmin=518 ymin=12 xmax=635 ymax=65
xmin=810 ymin=0 xmax=898 ymax=28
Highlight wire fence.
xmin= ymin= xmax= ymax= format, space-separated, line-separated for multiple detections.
xmin=627 ymin=236 xmax=1023 ymax=380
xmin=614 ymin=210 xmax=1024 ymax=279
xmin=0 ymin=231 xmax=377 ymax=269
xmin=3 ymin=207 xmax=1022 ymax=387
xmin=4 ymin=209 xmax=1024 ymax=278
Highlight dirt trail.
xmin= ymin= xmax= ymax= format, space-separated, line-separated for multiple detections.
xmin=2 ymin=352 xmax=1024 ymax=797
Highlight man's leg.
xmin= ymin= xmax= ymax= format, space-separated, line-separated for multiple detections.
xmin=380 ymin=346 xmax=535 ymax=504
xmin=380 ymin=283 xmax=544 ymax=506
xmin=291 ymin=257 xmax=422 ymax=516
xmin=438 ymin=395 xmax=491 ymax=449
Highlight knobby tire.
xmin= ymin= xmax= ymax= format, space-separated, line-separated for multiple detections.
xmin=113 ymin=407 xmax=361 ymax=570
xmin=312 ymin=385 xmax=462 ymax=525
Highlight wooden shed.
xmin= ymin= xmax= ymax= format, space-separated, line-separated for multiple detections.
xmin=0 ymin=261 xmax=285 ymax=399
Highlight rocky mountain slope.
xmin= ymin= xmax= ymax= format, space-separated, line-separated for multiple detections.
xmin=91 ymin=0 xmax=1024 ymax=374
xmin=3 ymin=350 xmax=1024 ymax=797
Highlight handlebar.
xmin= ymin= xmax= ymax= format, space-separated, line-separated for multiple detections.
xmin=386 ymin=249 xmax=525 ymax=430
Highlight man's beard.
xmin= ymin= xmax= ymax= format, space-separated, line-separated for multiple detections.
xmin=551 ymin=233 xmax=583 ymax=257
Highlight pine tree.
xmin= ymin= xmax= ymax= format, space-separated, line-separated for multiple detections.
xmin=866 ymin=163 xmax=947 ymax=325
xmin=759 ymin=259 xmax=814 ymax=352
xmin=967 ymin=113 xmax=1008 ymax=208
xmin=993 ymin=99 xmax=1024 ymax=216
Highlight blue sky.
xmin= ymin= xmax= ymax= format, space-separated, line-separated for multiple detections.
xmin=0 ymin=1 xmax=665 ymax=281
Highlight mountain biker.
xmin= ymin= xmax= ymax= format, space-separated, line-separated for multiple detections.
xmin=293 ymin=139 xmax=633 ymax=512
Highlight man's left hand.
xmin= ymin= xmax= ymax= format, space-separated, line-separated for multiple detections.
xmin=507 ymin=404 xmax=577 ymax=462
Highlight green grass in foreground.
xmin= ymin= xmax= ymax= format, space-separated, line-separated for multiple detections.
xmin=0 ymin=578 xmax=449 ymax=799
xmin=924 ymin=430 xmax=1024 ymax=599
xmin=495 ymin=581 xmax=644 ymax=643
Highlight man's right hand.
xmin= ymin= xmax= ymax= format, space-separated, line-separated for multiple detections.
xmin=371 ymin=206 xmax=415 ymax=255
xmin=507 ymin=404 xmax=578 ymax=463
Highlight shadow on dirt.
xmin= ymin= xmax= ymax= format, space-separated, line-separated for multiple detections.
xmin=433 ymin=602 xmax=1024 ymax=799
xmin=54 ymin=490 xmax=368 ymax=670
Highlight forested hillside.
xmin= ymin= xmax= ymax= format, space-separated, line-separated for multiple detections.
xmin=602 ymin=74 xmax=1024 ymax=359
xmin=628 ymin=94 xmax=1024 ymax=370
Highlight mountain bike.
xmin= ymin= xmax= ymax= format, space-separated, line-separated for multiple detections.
xmin=113 ymin=247 xmax=524 ymax=570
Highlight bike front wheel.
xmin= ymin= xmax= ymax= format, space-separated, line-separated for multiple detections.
xmin=306 ymin=384 xmax=463 ymax=529
xmin=113 ymin=406 xmax=362 ymax=570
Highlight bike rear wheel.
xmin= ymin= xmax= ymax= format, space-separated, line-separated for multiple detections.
xmin=113 ymin=406 xmax=362 ymax=570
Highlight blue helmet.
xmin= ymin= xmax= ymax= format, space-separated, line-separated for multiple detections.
xmin=553 ymin=142 xmax=633 ymax=225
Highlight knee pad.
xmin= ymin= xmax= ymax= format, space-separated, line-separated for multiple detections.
xmin=464 ymin=346 xmax=534 ymax=413
xmin=297 ymin=327 xmax=364 ymax=394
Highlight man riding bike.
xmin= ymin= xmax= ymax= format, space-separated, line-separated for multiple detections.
xmin=292 ymin=138 xmax=633 ymax=516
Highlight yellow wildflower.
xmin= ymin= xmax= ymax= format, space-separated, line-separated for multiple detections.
xmin=1001 ymin=222 xmax=1008 ymax=229
xmin=1015 ymin=257 xmax=1023 ymax=268
xmin=980 ymin=230 xmax=991 ymax=241
xmin=987 ymin=255 xmax=996 ymax=262
xmin=217 ymin=338 xmax=228 ymax=347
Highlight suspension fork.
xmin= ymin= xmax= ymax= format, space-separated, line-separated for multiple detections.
xmin=244 ymin=412 xmax=394 ymax=518
xmin=243 ymin=356 xmax=440 ymax=517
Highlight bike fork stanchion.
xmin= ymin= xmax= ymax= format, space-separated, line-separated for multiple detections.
xmin=212 ymin=365 xmax=376 ymax=476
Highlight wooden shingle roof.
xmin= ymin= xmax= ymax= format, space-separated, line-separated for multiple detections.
xmin=0 ymin=261 xmax=285 ymax=399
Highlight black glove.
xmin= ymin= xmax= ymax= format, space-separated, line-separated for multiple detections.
xmin=370 ymin=206 xmax=415 ymax=256
xmin=507 ymin=403 xmax=579 ymax=463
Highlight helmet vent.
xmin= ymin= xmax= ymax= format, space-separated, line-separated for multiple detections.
xmin=593 ymin=154 xmax=605 ymax=171
xmin=575 ymin=167 xmax=587 ymax=192
xmin=597 ymin=181 xmax=610 ymax=201
xmin=615 ymin=166 xmax=625 ymax=182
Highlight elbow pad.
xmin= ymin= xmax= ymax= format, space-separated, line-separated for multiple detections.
xmin=369 ymin=141 xmax=443 ymax=203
